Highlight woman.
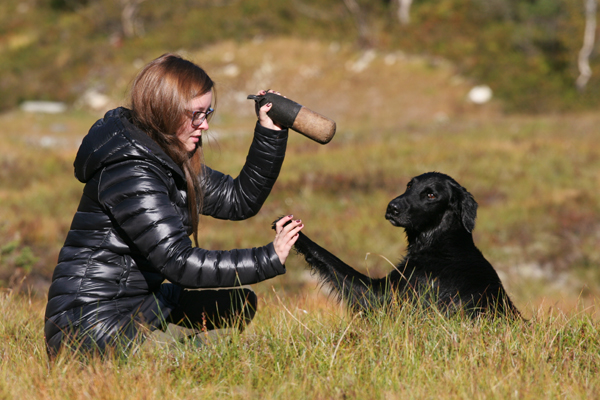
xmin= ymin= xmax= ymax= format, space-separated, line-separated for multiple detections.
xmin=44 ymin=53 xmax=303 ymax=356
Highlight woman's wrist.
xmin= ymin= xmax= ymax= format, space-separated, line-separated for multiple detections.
xmin=254 ymin=121 xmax=288 ymax=136
xmin=259 ymin=119 xmax=283 ymax=130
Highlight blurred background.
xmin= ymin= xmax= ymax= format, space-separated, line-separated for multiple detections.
xmin=1 ymin=0 xmax=599 ymax=317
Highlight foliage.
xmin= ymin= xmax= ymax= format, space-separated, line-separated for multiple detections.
xmin=0 ymin=0 xmax=598 ymax=112
xmin=385 ymin=0 xmax=599 ymax=112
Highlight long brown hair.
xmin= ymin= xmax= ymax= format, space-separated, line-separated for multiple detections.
xmin=129 ymin=53 xmax=215 ymax=245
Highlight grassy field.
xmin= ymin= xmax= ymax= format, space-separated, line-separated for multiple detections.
xmin=0 ymin=38 xmax=599 ymax=398
xmin=1 ymin=291 xmax=599 ymax=399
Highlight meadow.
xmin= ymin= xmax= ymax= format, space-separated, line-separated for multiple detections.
xmin=0 ymin=38 xmax=599 ymax=398
xmin=1 ymin=290 xmax=600 ymax=399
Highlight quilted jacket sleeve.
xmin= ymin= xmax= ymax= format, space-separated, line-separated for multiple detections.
xmin=97 ymin=161 xmax=285 ymax=289
xmin=200 ymin=122 xmax=288 ymax=220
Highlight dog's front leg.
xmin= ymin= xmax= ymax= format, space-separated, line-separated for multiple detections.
xmin=293 ymin=231 xmax=390 ymax=313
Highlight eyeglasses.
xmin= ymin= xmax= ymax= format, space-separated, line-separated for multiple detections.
xmin=189 ymin=107 xmax=214 ymax=128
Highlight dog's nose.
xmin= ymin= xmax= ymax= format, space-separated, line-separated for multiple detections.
xmin=386 ymin=198 xmax=406 ymax=227
xmin=386 ymin=201 xmax=401 ymax=216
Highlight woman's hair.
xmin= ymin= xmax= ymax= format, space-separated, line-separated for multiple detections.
xmin=129 ymin=53 xmax=215 ymax=245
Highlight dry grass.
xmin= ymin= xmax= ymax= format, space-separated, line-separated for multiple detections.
xmin=0 ymin=37 xmax=599 ymax=398
xmin=1 ymin=289 xmax=599 ymax=399
xmin=1 ymin=37 xmax=599 ymax=307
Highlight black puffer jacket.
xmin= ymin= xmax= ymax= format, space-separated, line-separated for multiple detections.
xmin=44 ymin=107 xmax=288 ymax=353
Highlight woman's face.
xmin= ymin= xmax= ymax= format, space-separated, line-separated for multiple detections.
xmin=177 ymin=90 xmax=213 ymax=153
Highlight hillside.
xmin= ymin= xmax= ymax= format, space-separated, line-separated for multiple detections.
xmin=0 ymin=0 xmax=598 ymax=113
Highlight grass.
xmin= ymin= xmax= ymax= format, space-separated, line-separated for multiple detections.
xmin=1 ymin=290 xmax=599 ymax=399
xmin=0 ymin=37 xmax=599 ymax=397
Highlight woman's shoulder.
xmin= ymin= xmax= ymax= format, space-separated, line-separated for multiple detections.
xmin=97 ymin=158 xmax=174 ymax=208
xmin=101 ymin=157 xmax=172 ymax=187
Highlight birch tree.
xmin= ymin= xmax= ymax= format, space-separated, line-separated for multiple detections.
xmin=397 ymin=0 xmax=413 ymax=25
xmin=343 ymin=0 xmax=372 ymax=47
xmin=576 ymin=0 xmax=597 ymax=91
xmin=120 ymin=0 xmax=146 ymax=38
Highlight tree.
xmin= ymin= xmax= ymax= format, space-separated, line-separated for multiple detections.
xmin=397 ymin=0 xmax=413 ymax=25
xmin=576 ymin=0 xmax=597 ymax=91
xmin=343 ymin=0 xmax=373 ymax=47
xmin=120 ymin=0 xmax=146 ymax=39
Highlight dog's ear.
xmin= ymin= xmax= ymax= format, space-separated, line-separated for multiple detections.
xmin=460 ymin=189 xmax=478 ymax=233
xmin=448 ymin=181 xmax=478 ymax=233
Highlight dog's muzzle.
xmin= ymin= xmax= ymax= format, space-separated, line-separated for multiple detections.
xmin=385 ymin=199 xmax=405 ymax=227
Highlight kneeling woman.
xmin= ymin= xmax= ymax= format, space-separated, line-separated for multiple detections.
xmin=44 ymin=54 xmax=303 ymax=356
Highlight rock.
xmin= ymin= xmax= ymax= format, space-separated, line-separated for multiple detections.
xmin=20 ymin=101 xmax=67 ymax=114
xmin=79 ymin=89 xmax=111 ymax=111
xmin=468 ymin=85 xmax=493 ymax=104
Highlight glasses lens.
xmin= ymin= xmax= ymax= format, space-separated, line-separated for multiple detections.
xmin=191 ymin=108 xmax=213 ymax=127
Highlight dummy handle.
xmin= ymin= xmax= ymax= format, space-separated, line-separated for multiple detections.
xmin=248 ymin=93 xmax=336 ymax=145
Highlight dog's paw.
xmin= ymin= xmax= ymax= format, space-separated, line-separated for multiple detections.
xmin=271 ymin=216 xmax=291 ymax=230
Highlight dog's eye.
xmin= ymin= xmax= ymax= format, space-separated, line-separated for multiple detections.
xmin=427 ymin=193 xmax=436 ymax=199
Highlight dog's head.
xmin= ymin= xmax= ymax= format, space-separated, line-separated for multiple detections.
xmin=385 ymin=172 xmax=478 ymax=235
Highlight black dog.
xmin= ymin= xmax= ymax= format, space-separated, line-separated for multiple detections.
xmin=282 ymin=172 xmax=520 ymax=319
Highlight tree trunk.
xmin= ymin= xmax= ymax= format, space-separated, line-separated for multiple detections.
xmin=397 ymin=0 xmax=413 ymax=25
xmin=576 ymin=0 xmax=597 ymax=91
xmin=343 ymin=0 xmax=372 ymax=48
xmin=121 ymin=0 xmax=146 ymax=39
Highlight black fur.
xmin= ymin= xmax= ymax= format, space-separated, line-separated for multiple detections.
xmin=277 ymin=172 xmax=520 ymax=319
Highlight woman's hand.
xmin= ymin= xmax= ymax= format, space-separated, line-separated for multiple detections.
xmin=256 ymin=89 xmax=284 ymax=130
xmin=273 ymin=215 xmax=304 ymax=265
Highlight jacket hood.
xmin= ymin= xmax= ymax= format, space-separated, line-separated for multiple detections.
xmin=74 ymin=107 xmax=185 ymax=183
